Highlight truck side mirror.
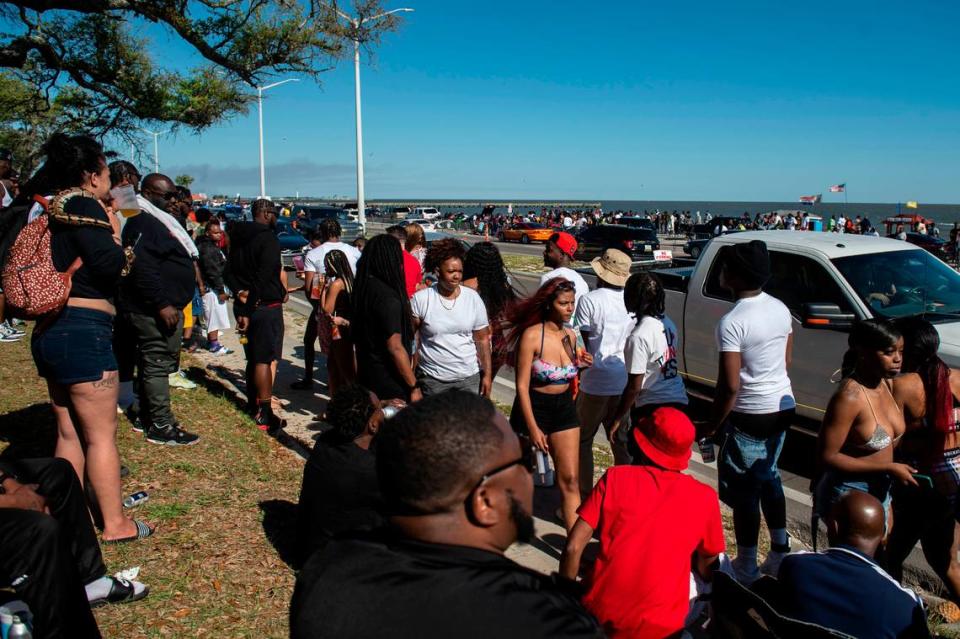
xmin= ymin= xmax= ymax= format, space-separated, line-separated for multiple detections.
xmin=802 ymin=303 xmax=855 ymax=330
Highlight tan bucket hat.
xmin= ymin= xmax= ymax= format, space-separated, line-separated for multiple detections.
xmin=590 ymin=248 xmax=631 ymax=287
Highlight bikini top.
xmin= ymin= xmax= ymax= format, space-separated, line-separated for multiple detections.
xmin=531 ymin=323 xmax=578 ymax=386
xmin=852 ymin=380 xmax=903 ymax=452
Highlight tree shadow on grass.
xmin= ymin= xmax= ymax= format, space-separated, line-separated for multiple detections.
xmin=260 ymin=498 xmax=301 ymax=570
xmin=0 ymin=402 xmax=57 ymax=459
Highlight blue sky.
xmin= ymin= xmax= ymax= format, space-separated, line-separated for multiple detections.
xmin=134 ymin=1 xmax=959 ymax=202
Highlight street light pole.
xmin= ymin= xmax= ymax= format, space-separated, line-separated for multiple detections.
xmin=256 ymin=78 xmax=300 ymax=199
xmin=140 ymin=128 xmax=168 ymax=174
xmin=336 ymin=7 xmax=414 ymax=228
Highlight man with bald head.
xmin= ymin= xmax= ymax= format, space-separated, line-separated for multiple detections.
xmin=776 ymin=491 xmax=930 ymax=638
xmin=290 ymin=391 xmax=603 ymax=639
xmin=119 ymin=173 xmax=199 ymax=446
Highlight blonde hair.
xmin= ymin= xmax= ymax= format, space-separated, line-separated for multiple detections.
xmin=404 ymin=223 xmax=425 ymax=252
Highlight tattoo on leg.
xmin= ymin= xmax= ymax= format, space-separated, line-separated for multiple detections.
xmin=93 ymin=372 xmax=119 ymax=390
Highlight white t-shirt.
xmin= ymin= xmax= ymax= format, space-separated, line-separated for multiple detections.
xmin=574 ymin=288 xmax=633 ymax=396
xmin=716 ymin=292 xmax=795 ymax=413
xmin=304 ymin=241 xmax=361 ymax=276
xmin=625 ymin=315 xmax=688 ymax=407
xmin=411 ymin=285 xmax=489 ymax=381
xmin=540 ymin=267 xmax=590 ymax=311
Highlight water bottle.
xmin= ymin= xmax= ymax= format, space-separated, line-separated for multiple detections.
xmin=697 ymin=437 xmax=716 ymax=464
xmin=8 ymin=615 xmax=32 ymax=639
xmin=534 ymin=449 xmax=555 ymax=487
xmin=123 ymin=491 xmax=149 ymax=508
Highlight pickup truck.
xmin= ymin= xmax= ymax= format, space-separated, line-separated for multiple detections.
xmin=656 ymin=230 xmax=960 ymax=424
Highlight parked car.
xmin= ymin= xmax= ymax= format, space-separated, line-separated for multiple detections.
xmin=655 ymin=230 xmax=960 ymax=426
xmin=898 ymin=232 xmax=950 ymax=260
xmin=498 ymin=222 xmax=554 ymax=244
xmin=689 ymin=216 xmax=743 ymax=239
xmin=615 ymin=216 xmax=657 ymax=234
xmin=293 ymin=205 xmax=364 ymax=241
xmin=413 ymin=206 xmax=442 ymax=220
xmin=574 ymin=225 xmax=669 ymax=264
xmin=391 ymin=206 xmax=412 ymax=220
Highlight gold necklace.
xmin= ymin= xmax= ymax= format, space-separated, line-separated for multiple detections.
xmin=437 ymin=286 xmax=460 ymax=310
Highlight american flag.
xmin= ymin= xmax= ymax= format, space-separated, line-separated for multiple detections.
xmin=799 ymin=194 xmax=822 ymax=205
xmin=829 ymin=184 xmax=846 ymax=193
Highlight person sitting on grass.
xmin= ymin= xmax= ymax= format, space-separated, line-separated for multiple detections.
xmin=296 ymin=384 xmax=389 ymax=564
xmin=0 ymin=458 xmax=149 ymax=639
xmin=290 ymin=391 xmax=603 ymax=638
xmin=776 ymin=491 xmax=931 ymax=639
xmin=560 ymin=407 xmax=724 ymax=638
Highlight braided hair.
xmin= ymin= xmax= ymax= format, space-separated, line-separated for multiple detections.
xmin=324 ymin=249 xmax=355 ymax=295
xmin=353 ymin=234 xmax=413 ymax=346
xmin=463 ymin=241 xmax=518 ymax=320
xmin=326 ymin=383 xmax=377 ymax=442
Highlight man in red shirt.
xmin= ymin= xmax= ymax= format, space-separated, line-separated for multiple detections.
xmin=387 ymin=225 xmax=423 ymax=297
xmin=560 ymin=407 xmax=725 ymax=638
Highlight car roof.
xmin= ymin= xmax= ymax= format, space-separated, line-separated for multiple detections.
xmin=712 ymin=230 xmax=919 ymax=259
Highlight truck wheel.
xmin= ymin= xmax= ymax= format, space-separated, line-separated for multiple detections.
xmin=521 ymin=234 xmax=530 ymax=244
xmin=690 ymin=246 xmax=701 ymax=258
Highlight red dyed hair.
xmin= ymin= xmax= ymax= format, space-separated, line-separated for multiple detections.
xmin=502 ymin=277 xmax=577 ymax=367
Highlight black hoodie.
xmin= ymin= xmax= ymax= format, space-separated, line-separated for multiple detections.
xmin=225 ymin=221 xmax=284 ymax=316
xmin=196 ymin=235 xmax=227 ymax=296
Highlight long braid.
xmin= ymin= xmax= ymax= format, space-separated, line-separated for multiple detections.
xmin=464 ymin=242 xmax=518 ymax=320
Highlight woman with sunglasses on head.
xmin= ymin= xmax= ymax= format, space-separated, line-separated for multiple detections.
xmin=505 ymin=277 xmax=592 ymax=531
xmin=887 ymin=317 xmax=960 ymax=602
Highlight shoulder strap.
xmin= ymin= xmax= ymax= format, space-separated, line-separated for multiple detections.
xmin=65 ymin=257 xmax=83 ymax=276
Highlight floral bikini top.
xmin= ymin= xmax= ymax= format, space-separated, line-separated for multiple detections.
xmin=531 ymin=323 xmax=579 ymax=386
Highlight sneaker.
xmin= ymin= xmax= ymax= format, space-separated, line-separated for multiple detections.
xmin=731 ymin=555 xmax=761 ymax=585
xmin=2 ymin=321 xmax=24 ymax=336
xmin=0 ymin=323 xmax=23 ymax=342
xmin=145 ymin=423 xmax=200 ymax=446
xmin=8 ymin=318 xmax=25 ymax=327
xmin=759 ymin=548 xmax=790 ymax=578
xmin=168 ymin=371 xmax=197 ymax=390
xmin=210 ymin=344 xmax=232 ymax=356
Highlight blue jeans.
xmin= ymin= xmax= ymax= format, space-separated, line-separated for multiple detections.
xmin=717 ymin=424 xmax=787 ymax=511
xmin=31 ymin=307 xmax=116 ymax=385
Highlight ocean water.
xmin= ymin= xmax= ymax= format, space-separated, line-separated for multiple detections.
xmin=377 ymin=199 xmax=960 ymax=225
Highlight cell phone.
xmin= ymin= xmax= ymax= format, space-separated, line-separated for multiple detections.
xmin=913 ymin=473 xmax=934 ymax=489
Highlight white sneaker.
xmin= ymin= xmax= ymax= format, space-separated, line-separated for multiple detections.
xmin=759 ymin=549 xmax=789 ymax=578
xmin=168 ymin=371 xmax=197 ymax=390
xmin=0 ymin=323 xmax=23 ymax=342
xmin=731 ymin=555 xmax=761 ymax=585
xmin=211 ymin=344 xmax=232 ymax=356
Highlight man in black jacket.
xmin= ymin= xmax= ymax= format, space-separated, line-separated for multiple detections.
xmin=196 ymin=219 xmax=231 ymax=355
xmin=120 ymin=173 xmax=199 ymax=446
xmin=225 ymin=198 xmax=286 ymax=432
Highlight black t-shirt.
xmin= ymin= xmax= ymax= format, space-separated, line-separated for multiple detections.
xmin=290 ymin=534 xmax=603 ymax=639
xmin=51 ymin=196 xmax=125 ymax=301
xmin=353 ymin=276 xmax=409 ymax=400
xmin=296 ymin=432 xmax=382 ymax=563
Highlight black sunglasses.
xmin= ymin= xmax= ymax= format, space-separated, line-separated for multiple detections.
xmin=470 ymin=433 xmax=534 ymax=493
xmin=145 ymin=186 xmax=178 ymax=200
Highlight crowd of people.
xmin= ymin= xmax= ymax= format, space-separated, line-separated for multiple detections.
xmin=0 ymin=133 xmax=955 ymax=638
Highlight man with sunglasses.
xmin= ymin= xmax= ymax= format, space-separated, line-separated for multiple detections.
xmin=290 ymin=391 xmax=602 ymax=639
xmin=119 ymin=173 xmax=200 ymax=446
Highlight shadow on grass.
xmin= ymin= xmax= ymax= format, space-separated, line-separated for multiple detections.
xmin=260 ymin=498 xmax=301 ymax=569
xmin=0 ymin=402 xmax=57 ymax=459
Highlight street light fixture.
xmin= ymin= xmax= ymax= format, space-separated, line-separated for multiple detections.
xmin=257 ymin=78 xmax=300 ymax=198
xmin=335 ymin=6 xmax=414 ymax=227
xmin=140 ymin=128 xmax=169 ymax=174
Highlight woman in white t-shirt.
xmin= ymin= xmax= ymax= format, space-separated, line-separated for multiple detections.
xmin=608 ymin=273 xmax=688 ymax=456
xmin=411 ymin=238 xmax=492 ymax=397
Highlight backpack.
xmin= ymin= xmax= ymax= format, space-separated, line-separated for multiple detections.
xmin=1 ymin=190 xmax=108 ymax=319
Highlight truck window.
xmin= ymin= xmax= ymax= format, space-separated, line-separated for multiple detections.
xmin=703 ymin=249 xmax=854 ymax=316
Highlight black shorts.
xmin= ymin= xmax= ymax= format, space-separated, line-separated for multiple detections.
xmin=244 ymin=305 xmax=284 ymax=365
xmin=510 ymin=388 xmax=578 ymax=436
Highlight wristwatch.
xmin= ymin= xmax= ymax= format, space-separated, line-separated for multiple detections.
xmin=0 ymin=471 xmax=16 ymax=494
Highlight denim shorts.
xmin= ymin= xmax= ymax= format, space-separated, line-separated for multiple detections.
xmin=814 ymin=470 xmax=893 ymax=524
xmin=32 ymin=307 xmax=117 ymax=385
xmin=717 ymin=421 xmax=787 ymax=509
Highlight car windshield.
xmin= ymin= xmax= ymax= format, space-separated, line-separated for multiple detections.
xmin=833 ymin=249 xmax=960 ymax=319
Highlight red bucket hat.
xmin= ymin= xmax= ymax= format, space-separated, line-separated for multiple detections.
xmin=550 ymin=232 xmax=578 ymax=259
xmin=632 ymin=407 xmax=695 ymax=471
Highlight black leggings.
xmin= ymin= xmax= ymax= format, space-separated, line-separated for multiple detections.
xmin=302 ymin=301 xmax=320 ymax=380
xmin=0 ymin=458 xmax=103 ymax=638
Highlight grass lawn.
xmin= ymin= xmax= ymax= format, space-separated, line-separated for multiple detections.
xmin=0 ymin=332 xmax=304 ymax=638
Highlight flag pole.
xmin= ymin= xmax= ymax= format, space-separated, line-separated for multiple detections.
xmin=844 ymin=183 xmax=848 ymax=205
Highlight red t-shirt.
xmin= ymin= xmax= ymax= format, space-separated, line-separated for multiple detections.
xmin=578 ymin=465 xmax=725 ymax=638
xmin=402 ymin=250 xmax=422 ymax=298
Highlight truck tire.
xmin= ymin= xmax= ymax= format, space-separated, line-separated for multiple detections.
xmin=690 ymin=246 xmax=701 ymax=258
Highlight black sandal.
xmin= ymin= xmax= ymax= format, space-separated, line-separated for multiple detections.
xmin=104 ymin=520 xmax=154 ymax=544
xmin=89 ymin=577 xmax=150 ymax=607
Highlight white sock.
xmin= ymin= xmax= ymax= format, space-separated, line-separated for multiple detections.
xmin=736 ymin=545 xmax=758 ymax=564
xmin=85 ymin=576 xmax=147 ymax=601
xmin=117 ymin=381 xmax=135 ymax=410
xmin=770 ymin=528 xmax=789 ymax=549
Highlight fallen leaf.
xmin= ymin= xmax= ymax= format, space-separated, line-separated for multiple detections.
xmin=173 ymin=608 xmax=191 ymax=618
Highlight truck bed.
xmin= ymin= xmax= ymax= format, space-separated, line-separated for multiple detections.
xmin=651 ymin=266 xmax=694 ymax=292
